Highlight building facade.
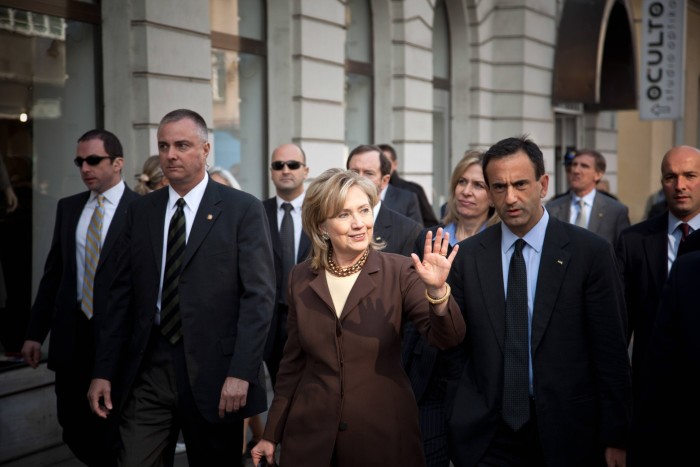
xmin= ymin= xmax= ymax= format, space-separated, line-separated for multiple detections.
xmin=0 ymin=0 xmax=698 ymax=463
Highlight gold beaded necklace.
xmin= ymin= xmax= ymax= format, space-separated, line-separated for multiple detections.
xmin=326 ymin=246 xmax=369 ymax=277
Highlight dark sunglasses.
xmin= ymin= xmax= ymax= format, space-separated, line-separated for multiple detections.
xmin=74 ymin=155 xmax=116 ymax=167
xmin=271 ymin=160 xmax=305 ymax=171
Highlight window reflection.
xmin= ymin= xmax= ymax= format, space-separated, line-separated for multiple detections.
xmin=0 ymin=7 xmax=97 ymax=364
xmin=210 ymin=0 xmax=267 ymax=197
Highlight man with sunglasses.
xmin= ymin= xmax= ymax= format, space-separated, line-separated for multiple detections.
xmin=262 ymin=144 xmax=310 ymax=386
xmin=21 ymin=129 xmax=138 ymax=466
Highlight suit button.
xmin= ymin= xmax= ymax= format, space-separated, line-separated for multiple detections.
xmin=338 ymin=422 xmax=348 ymax=431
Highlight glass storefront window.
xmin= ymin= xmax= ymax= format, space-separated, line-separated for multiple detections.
xmin=0 ymin=6 xmax=98 ymax=364
xmin=210 ymin=0 xmax=267 ymax=197
xmin=211 ymin=49 xmax=266 ymax=196
xmin=345 ymin=0 xmax=373 ymax=149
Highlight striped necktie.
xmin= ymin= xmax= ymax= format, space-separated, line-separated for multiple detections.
xmin=81 ymin=194 xmax=105 ymax=319
xmin=161 ymin=198 xmax=186 ymax=344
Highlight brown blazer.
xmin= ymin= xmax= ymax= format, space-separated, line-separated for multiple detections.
xmin=263 ymin=249 xmax=465 ymax=467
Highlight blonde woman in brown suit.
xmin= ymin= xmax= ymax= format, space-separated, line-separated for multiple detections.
xmin=251 ymin=169 xmax=465 ymax=467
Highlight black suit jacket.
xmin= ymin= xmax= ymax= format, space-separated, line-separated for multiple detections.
xmin=27 ymin=185 xmax=139 ymax=370
xmin=373 ymin=205 xmax=422 ymax=256
xmin=390 ymin=172 xmax=439 ymax=227
xmin=383 ymin=184 xmax=423 ymax=224
xmin=632 ymin=251 xmax=700 ymax=466
xmin=94 ymin=180 xmax=275 ymax=422
xmin=448 ymin=218 xmax=631 ymax=467
xmin=615 ymin=213 xmax=667 ymax=403
xmin=262 ymin=197 xmax=310 ymax=355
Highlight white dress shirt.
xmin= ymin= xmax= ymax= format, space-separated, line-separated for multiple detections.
xmin=75 ymin=180 xmax=125 ymax=301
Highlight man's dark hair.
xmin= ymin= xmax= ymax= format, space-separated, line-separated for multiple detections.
xmin=160 ymin=109 xmax=208 ymax=141
xmin=482 ymin=135 xmax=544 ymax=185
xmin=346 ymin=144 xmax=392 ymax=177
xmin=574 ymin=148 xmax=606 ymax=173
xmin=77 ymin=129 xmax=124 ymax=159
xmin=378 ymin=144 xmax=397 ymax=162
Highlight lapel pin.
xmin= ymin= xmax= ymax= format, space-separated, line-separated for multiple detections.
xmin=556 ymin=260 xmax=563 ymax=265
xmin=598 ymin=212 xmax=604 ymax=217
xmin=207 ymin=214 xmax=213 ymax=220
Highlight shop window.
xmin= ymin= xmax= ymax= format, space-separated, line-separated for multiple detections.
xmin=432 ymin=0 xmax=451 ymax=208
xmin=345 ymin=0 xmax=373 ymax=150
xmin=0 ymin=3 xmax=99 ymax=367
xmin=210 ymin=0 xmax=267 ymax=197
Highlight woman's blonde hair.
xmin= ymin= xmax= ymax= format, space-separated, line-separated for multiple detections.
xmin=134 ymin=155 xmax=165 ymax=195
xmin=443 ymin=150 xmax=499 ymax=227
xmin=303 ymin=169 xmax=383 ymax=270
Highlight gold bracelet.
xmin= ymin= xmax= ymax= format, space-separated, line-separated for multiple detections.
xmin=425 ymin=283 xmax=451 ymax=305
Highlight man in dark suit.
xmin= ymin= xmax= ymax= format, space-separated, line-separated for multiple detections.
xmin=88 ymin=109 xmax=275 ymax=466
xmin=21 ymin=129 xmax=138 ymax=467
xmin=630 ymin=248 xmax=700 ymax=467
xmin=346 ymin=144 xmax=422 ymax=256
xmin=380 ymin=143 xmax=439 ymax=227
xmin=262 ymin=143 xmax=311 ymax=386
xmin=448 ymin=136 xmax=630 ymax=467
xmin=546 ymin=149 xmax=630 ymax=245
xmin=616 ymin=145 xmax=700 ymax=407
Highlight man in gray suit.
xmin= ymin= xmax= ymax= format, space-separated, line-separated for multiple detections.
xmin=546 ymin=149 xmax=629 ymax=245
xmin=346 ymin=145 xmax=422 ymax=256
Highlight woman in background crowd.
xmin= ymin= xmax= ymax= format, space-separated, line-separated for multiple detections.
xmin=134 ymin=155 xmax=168 ymax=195
xmin=403 ymin=150 xmax=499 ymax=467
xmin=209 ymin=166 xmax=241 ymax=190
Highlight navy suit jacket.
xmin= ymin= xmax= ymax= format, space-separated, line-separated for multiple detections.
xmin=94 ymin=180 xmax=275 ymax=422
xmin=27 ymin=184 xmax=139 ymax=370
xmin=546 ymin=191 xmax=630 ymax=245
xmin=448 ymin=218 xmax=631 ymax=467
xmin=383 ymin=184 xmax=423 ymax=224
xmin=373 ymin=205 xmax=422 ymax=256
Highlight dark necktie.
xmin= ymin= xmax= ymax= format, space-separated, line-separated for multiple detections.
xmin=680 ymin=222 xmax=690 ymax=243
xmin=502 ymin=238 xmax=530 ymax=431
xmin=280 ymin=202 xmax=295 ymax=303
xmin=161 ymin=198 xmax=186 ymax=344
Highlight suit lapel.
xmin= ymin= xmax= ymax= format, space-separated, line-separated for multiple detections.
xmin=476 ymin=228 xmax=507 ymax=351
xmin=308 ymin=267 xmax=336 ymax=317
xmin=182 ymin=180 xmax=221 ymax=269
xmin=373 ymin=206 xmax=391 ymax=245
xmin=97 ymin=187 xmax=135 ymax=272
xmin=149 ymin=189 xmax=169 ymax=273
xmin=338 ymin=250 xmax=379 ymax=321
xmin=588 ymin=192 xmax=604 ymax=233
xmin=69 ymin=192 xmax=91 ymax=278
xmin=298 ymin=231 xmax=311 ymax=263
xmin=264 ymin=198 xmax=282 ymax=261
xmin=549 ymin=197 xmax=570 ymax=222
xmin=531 ymin=219 xmax=571 ymax=352
xmin=644 ymin=216 xmax=669 ymax=289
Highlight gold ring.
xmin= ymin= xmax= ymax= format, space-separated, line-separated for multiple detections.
xmin=440 ymin=252 xmax=447 ymax=257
